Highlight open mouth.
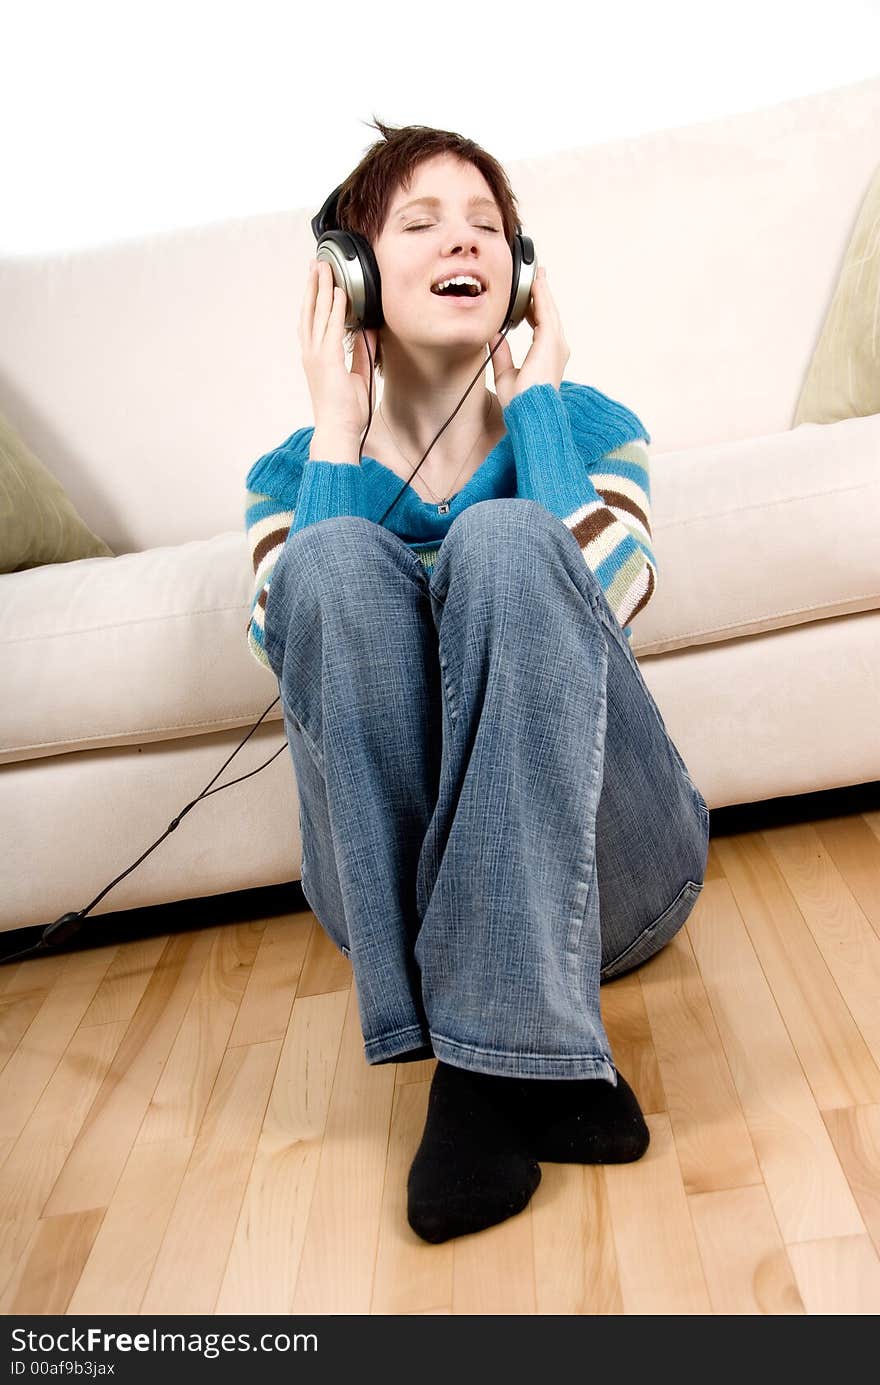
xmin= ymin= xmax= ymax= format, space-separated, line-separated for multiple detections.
xmin=430 ymin=277 xmax=487 ymax=301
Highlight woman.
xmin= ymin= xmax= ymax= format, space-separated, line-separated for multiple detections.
xmin=244 ymin=120 xmax=710 ymax=1245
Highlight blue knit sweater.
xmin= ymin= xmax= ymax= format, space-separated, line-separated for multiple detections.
xmin=244 ymin=380 xmax=654 ymax=671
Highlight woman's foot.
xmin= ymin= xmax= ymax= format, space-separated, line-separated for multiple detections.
xmin=407 ymin=1061 xmax=541 ymax=1244
xmin=406 ymin=1061 xmax=649 ymax=1245
xmin=514 ymin=1068 xmax=650 ymax=1164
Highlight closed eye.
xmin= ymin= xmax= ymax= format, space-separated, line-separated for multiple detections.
xmin=406 ymin=224 xmax=499 ymax=233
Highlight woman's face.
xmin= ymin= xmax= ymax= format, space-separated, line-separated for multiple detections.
xmin=372 ymin=153 xmax=513 ymax=361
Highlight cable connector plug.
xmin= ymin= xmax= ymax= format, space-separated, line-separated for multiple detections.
xmin=40 ymin=912 xmax=86 ymax=949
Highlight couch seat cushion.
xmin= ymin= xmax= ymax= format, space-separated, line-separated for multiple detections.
xmin=1 ymin=531 xmax=274 ymax=765
xmin=633 ymin=412 xmax=879 ymax=656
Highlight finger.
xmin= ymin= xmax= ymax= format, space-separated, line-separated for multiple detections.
xmin=526 ymin=290 xmax=549 ymax=333
xmin=534 ymin=269 xmax=559 ymax=318
xmin=493 ymin=338 xmax=513 ymax=368
xmin=315 ymin=260 xmax=331 ymax=332
xmin=317 ymin=271 xmax=343 ymax=347
xmin=351 ymin=332 xmax=377 ymax=403
xmin=299 ymin=259 xmax=317 ymax=341
xmin=309 ymin=260 xmax=331 ymax=345
xmin=305 ymin=260 xmax=327 ymax=347
xmin=322 ymin=285 xmax=346 ymax=353
xmin=489 ymin=335 xmax=514 ymax=380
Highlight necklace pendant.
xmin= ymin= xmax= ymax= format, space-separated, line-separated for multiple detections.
xmin=438 ymin=499 xmax=451 ymax=515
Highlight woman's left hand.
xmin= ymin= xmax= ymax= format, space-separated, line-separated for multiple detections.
xmin=489 ymin=266 xmax=570 ymax=408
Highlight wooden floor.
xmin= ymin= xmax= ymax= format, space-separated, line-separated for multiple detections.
xmin=1 ymin=783 xmax=879 ymax=1315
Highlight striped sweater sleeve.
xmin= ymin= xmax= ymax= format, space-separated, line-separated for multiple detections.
xmin=503 ymin=380 xmax=656 ymax=636
xmin=244 ymin=428 xmax=372 ymax=670
xmin=244 ymin=484 xmax=295 ymax=671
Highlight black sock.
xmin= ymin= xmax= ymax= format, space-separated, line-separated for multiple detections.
xmin=514 ymin=1068 xmax=650 ymax=1164
xmin=407 ymin=1060 xmax=541 ymax=1244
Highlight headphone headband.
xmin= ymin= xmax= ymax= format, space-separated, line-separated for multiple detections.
xmin=311 ymin=184 xmax=344 ymax=241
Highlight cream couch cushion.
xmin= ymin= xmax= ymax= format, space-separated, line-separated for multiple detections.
xmin=618 ymin=412 xmax=880 ymax=656
xmin=0 ymin=530 xmax=274 ymax=766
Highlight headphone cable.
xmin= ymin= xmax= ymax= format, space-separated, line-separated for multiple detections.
xmin=372 ymin=323 xmax=512 ymax=526
xmin=2 ymin=695 xmax=284 ymax=963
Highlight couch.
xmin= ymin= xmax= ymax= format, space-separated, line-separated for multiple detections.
xmin=2 ymin=76 xmax=879 ymax=937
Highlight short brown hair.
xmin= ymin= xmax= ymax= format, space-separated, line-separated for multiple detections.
xmin=334 ymin=116 xmax=521 ymax=375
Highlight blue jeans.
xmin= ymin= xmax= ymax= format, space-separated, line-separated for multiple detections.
xmin=263 ymin=499 xmax=710 ymax=1081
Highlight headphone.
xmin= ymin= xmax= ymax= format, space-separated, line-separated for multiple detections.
xmin=2 ymin=182 xmax=537 ymax=965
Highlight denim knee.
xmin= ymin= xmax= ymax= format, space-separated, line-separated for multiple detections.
xmin=430 ymin=497 xmax=604 ymax=607
xmin=600 ymin=878 xmax=705 ymax=982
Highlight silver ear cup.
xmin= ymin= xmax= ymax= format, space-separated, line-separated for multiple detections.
xmin=315 ymin=241 xmax=368 ymax=331
xmin=508 ymin=254 xmax=537 ymax=332
xmin=504 ymin=231 xmax=537 ymax=333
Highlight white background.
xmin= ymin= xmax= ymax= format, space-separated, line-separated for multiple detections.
xmin=4 ymin=0 xmax=880 ymax=256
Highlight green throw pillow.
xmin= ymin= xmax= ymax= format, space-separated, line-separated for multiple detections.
xmin=0 ymin=410 xmax=114 ymax=573
xmin=793 ymin=162 xmax=880 ymax=425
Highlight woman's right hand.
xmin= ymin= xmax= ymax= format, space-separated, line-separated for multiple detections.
xmin=299 ymin=258 xmax=379 ymax=440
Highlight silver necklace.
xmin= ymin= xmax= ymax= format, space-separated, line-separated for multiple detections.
xmin=378 ymin=393 xmax=496 ymax=515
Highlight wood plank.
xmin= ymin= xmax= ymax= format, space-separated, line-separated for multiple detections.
xmin=42 ymin=928 xmax=218 ymax=1214
xmin=215 ymin=990 xmax=348 ymax=1315
xmin=370 ymin=1078 xmax=453 ymax=1314
xmin=713 ymin=833 xmax=880 ymax=1108
xmin=687 ymin=877 xmax=865 ymax=1243
xmin=0 ymin=954 xmax=90 ymax=1078
xmin=451 ymin=1189 xmax=536 ymax=1315
xmin=688 ymin=1185 xmax=804 ymax=1314
xmin=80 ymin=934 xmax=170 ymax=1027
xmin=136 ymin=922 xmax=266 ymax=1144
xmin=0 ymin=1017 xmax=127 ymax=1310
xmin=822 ymin=1105 xmax=880 ymax=1257
xmin=395 ymin=1055 xmax=437 ymax=1086
xmin=2 ymin=1209 xmax=106 ymax=1315
xmin=787 ymin=1234 xmax=880 ymax=1314
xmin=532 ymin=1163 xmax=623 ymax=1315
xmin=291 ymin=988 xmax=396 ymax=1314
xmin=66 ymin=1137 xmax=196 ymax=1314
xmin=0 ymin=946 xmax=118 ymax=1142
xmin=604 ymin=1112 xmax=712 ymax=1314
xmin=638 ymin=928 xmax=762 ymax=1192
xmin=599 ymin=971 xmax=665 ymax=1115
xmin=815 ymin=811 xmax=880 ymax=943
xmin=762 ymin=822 xmax=880 ymax=1070
xmin=140 ymin=1038 xmax=282 ymax=1314
xmin=295 ymin=914 xmax=353 ymax=997
xmin=226 ymin=912 xmax=311 ymax=1048
xmin=0 ymin=953 xmax=69 ymax=1001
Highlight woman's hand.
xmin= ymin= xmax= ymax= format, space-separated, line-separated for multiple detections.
xmin=488 ymin=266 xmax=570 ymax=409
xmin=299 ymin=258 xmax=379 ymax=439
